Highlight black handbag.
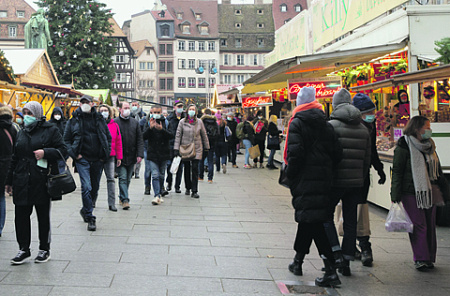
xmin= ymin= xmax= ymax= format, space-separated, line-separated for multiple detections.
xmin=278 ymin=163 xmax=289 ymax=188
xmin=47 ymin=150 xmax=76 ymax=198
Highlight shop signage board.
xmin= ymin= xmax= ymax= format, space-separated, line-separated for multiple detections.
xmin=288 ymin=77 xmax=342 ymax=101
xmin=216 ymin=84 xmax=241 ymax=103
xmin=242 ymin=96 xmax=273 ymax=108
xmin=311 ymin=0 xmax=408 ymax=51
xmin=265 ymin=11 xmax=308 ymax=67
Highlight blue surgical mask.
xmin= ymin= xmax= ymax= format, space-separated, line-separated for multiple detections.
xmin=153 ymin=114 xmax=161 ymax=120
xmin=363 ymin=115 xmax=375 ymax=123
xmin=131 ymin=106 xmax=138 ymax=112
xmin=421 ymin=129 xmax=432 ymax=140
xmin=188 ymin=110 xmax=196 ymax=117
xmin=176 ymin=108 xmax=183 ymax=114
xmin=24 ymin=115 xmax=37 ymax=126
xmin=227 ymin=117 xmax=232 ymax=121
xmin=16 ymin=118 xmax=23 ymax=124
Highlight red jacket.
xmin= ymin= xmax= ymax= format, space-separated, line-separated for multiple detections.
xmin=107 ymin=119 xmax=123 ymax=160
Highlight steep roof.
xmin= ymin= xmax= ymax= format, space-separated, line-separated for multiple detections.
xmin=130 ymin=40 xmax=154 ymax=57
xmin=219 ymin=4 xmax=274 ymax=34
xmin=108 ymin=18 xmax=127 ymax=37
xmin=0 ymin=0 xmax=36 ymax=23
xmin=151 ymin=9 xmax=175 ymax=21
xmin=162 ymin=0 xmax=218 ymax=39
xmin=272 ymin=0 xmax=307 ymax=30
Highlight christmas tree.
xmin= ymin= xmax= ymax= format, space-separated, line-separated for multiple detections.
xmin=36 ymin=0 xmax=117 ymax=89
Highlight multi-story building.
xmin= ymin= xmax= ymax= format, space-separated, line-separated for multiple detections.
xmin=218 ymin=3 xmax=274 ymax=86
xmin=0 ymin=0 xmax=35 ymax=48
xmin=272 ymin=0 xmax=307 ymax=30
xmin=163 ymin=0 xmax=220 ymax=107
xmin=131 ymin=39 xmax=158 ymax=102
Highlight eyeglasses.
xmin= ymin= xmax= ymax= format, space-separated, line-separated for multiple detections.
xmin=23 ymin=110 xmax=32 ymax=115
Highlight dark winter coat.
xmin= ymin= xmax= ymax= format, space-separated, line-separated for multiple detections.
xmin=6 ymin=119 xmax=67 ymax=206
xmin=226 ymin=119 xmax=238 ymax=145
xmin=114 ymin=115 xmax=145 ymax=166
xmin=201 ymin=114 xmax=219 ymax=147
xmin=0 ymin=106 xmax=17 ymax=189
xmin=287 ymin=108 xmax=342 ymax=223
xmin=329 ymin=104 xmax=371 ymax=188
xmin=252 ymin=117 xmax=268 ymax=142
xmin=48 ymin=107 xmax=66 ymax=136
xmin=64 ymin=107 xmax=111 ymax=162
xmin=267 ymin=122 xmax=281 ymax=150
xmin=362 ymin=120 xmax=383 ymax=174
xmin=143 ymin=118 xmax=174 ymax=162
xmin=243 ymin=121 xmax=255 ymax=145
xmin=391 ymin=136 xmax=450 ymax=203
xmin=167 ymin=111 xmax=185 ymax=151
xmin=217 ymin=121 xmax=226 ymax=143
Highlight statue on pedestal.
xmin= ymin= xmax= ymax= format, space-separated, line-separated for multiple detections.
xmin=24 ymin=9 xmax=53 ymax=50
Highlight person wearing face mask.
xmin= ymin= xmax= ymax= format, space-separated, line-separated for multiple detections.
xmin=64 ymin=95 xmax=111 ymax=231
xmin=226 ymin=112 xmax=238 ymax=168
xmin=391 ymin=116 xmax=450 ymax=271
xmin=351 ymin=93 xmax=386 ymax=267
xmin=14 ymin=112 xmax=24 ymax=130
xmin=114 ymin=102 xmax=144 ymax=210
xmin=143 ymin=106 xmax=174 ymax=205
xmin=130 ymin=101 xmax=146 ymax=179
xmin=251 ymin=110 xmax=268 ymax=168
xmin=140 ymin=110 xmax=153 ymax=196
xmin=6 ymin=101 xmax=66 ymax=264
xmin=173 ymin=104 xmax=209 ymax=198
xmin=98 ymin=105 xmax=123 ymax=212
xmin=49 ymin=107 xmax=67 ymax=173
xmin=166 ymin=101 xmax=185 ymax=193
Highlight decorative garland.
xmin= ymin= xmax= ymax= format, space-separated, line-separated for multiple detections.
xmin=0 ymin=50 xmax=16 ymax=84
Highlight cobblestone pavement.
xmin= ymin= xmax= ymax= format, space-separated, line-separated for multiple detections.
xmin=0 ymin=155 xmax=449 ymax=295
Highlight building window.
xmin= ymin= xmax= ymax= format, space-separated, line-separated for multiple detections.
xmin=253 ymin=55 xmax=258 ymax=65
xmin=257 ymin=9 xmax=264 ymax=15
xmin=224 ymin=54 xmax=229 ymax=65
xmin=167 ymin=78 xmax=173 ymax=90
xmin=208 ymin=42 xmax=215 ymax=52
xmin=198 ymin=78 xmax=205 ymax=88
xmin=257 ymin=23 xmax=264 ymax=29
xmin=188 ymin=59 xmax=195 ymax=69
xmin=159 ymin=61 xmax=166 ymax=72
xmin=237 ymin=55 xmax=244 ymax=66
xmin=178 ymin=41 xmax=185 ymax=51
xmin=280 ymin=4 xmax=287 ymax=12
xmin=160 ymin=79 xmax=166 ymax=90
xmin=160 ymin=97 xmax=166 ymax=104
xmin=177 ymin=12 xmax=183 ymax=19
xmin=188 ymin=77 xmax=196 ymax=88
xmin=235 ymin=23 xmax=241 ymax=28
xmin=166 ymin=44 xmax=173 ymax=55
xmin=178 ymin=77 xmax=186 ymax=88
xmin=198 ymin=41 xmax=205 ymax=51
xmin=115 ymin=73 xmax=123 ymax=82
xmin=178 ymin=59 xmax=186 ymax=69
xmin=167 ymin=61 xmax=173 ymax=73
xmin=147 ymin=62 xmax=154 ymax=70
xmin=209 ymin=78 xmax=216 ymax=87
xmin=235 ymin=38 xmax=241 ymax=48
xmin=139 ymin=62 xmax=145 ymax=70
xmin=17 ymin=11 xmax=25 ymax=18
xmin=139 ymin=80 xmax=145 ymax=87
xmin=115 ymin=55 xmax=124 ymax=63
xmin=0 ymin=11 xmax=7 ymax=18
xmin=148 ymin=80 xmax=154 ymax=87
xmin=258 ymin=38 xmax=265 ymax=48
xmin=235 ymin=9 xmax=241 ymax=15
xmin=188 ymin=41 xmax=195 ymax=51
xmin=200 ymin=25 xmax=209 ymax=35
xmin=198 ymin=60 xmax=206 ymax=69
xmin=237 ymin=75 xmax=245 ymax=83
xmin=160 ymin=24 xmax=170 ymax=37
xmin=294 ymin=4 xmax=302 ymax=12
xmin=220 ymin=39 xmax=227 ymax=47
xmin=224 ymin=75 xmax=231 ymax=84
xmin=159 ymin=44 xmax=166 ymax=55
xmin=182 ymin=24 xmax=190 ymax=34
xmin=195 ymin=14 xmax=201 ymax=20
xmin=146 ymin=49 xmax=151 ymax=55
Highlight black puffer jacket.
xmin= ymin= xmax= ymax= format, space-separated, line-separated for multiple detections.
xmin=7 ymin=119 xmax=67 ymax=205
xmin=64 ymin=107 xmax=111 ymax=161
xmin=0 ymin=106 xmax=17 ymax=189
xmin=329 ymin=104 xmax=371 ymax=188
xmin=226 ymin=119 xmax=238 ymax=144
xmin=201 ymin=114 xmax=219 ymax=147
xmin=287 ymin=108 xmax=342 ymax=223
xmin=243 ymin=121 xmax=255 ymax=145
xmin=114 ymin=115 xmax=144 ymax=166
xmin=252 ymin=118 xmax=268 ymax=141
xmin=143 ymin=117 xmax=173 ymax=162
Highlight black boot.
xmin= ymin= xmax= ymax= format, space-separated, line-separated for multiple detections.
xmin=315 ymin=255 xmax=341 ymax=287
xmin=338 ymin=259 xmax=351 ymax=276
xmin=288 ymin=253 xmax=305 ymax=276
xmin=361 ymin=250 xmax=373 ymax=267
xmin=322 ymin=250 xmax=345 ymax=271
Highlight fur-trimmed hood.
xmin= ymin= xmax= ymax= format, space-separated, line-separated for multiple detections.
xmin=200 ymin=114 xmax=216 ymax=121
xmin=0 ymin=105 xmax=13 ymax=118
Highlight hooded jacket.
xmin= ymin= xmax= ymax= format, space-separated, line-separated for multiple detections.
xmin=0 ymin=105 xmax=17 ymax=188
xmin=48 ymin=107 xmax=66 ymax=136
xmin=329 ymin=104 xmax=371 ymax=187
xmin=287 ymin=108 xmax=342 ymax=223
xmin=107 ymin=118 xmax=123 ymax=159
xmin=201 ymin=114 xmax=219 ymax=147
xmin=143 ymin=117 xmax=173 ymax=162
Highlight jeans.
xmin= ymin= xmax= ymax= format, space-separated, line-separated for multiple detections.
xmin=166 ymin=158 xmax=184 ymax=189
xmin=253 ymin=139 xmax=265 ymax=164
xmin=323 ymin=187 xmax=360 ymax=260
xmin=243 ymin=139 xmax=252 ymax=165
xmin=267 ymin=149 xmax=276 ymax=166
xmin=75 ymin=158 xmax=103 ymax=219
xmin=15 ymin=201 xmax=51 ymax=251
xmin=144 ymin=150 xmax=152 ymax=188
xmin=149 ymin=159 xmax=168 ymax=197
xmin=102 ymin=156 xmax=116 ymax=207
xmin=199 ymin=149 xmax=214 ymax=180
xmin=0 ymin=188 xmax=5 ymax=235
xmin=117 ymin=163 xmax=134 ymax=202
xmin=228 ymin=142 xmax=237 ymax=165
xmin=57 ymin=159 xmax=67 ymax=174
xmin=215 ymin=142 xmax=227 ymax=171
xmin=294 ymin=222 xmax=333 ymax=260
xmin=184 ymin=160 xmax=199 ymax=193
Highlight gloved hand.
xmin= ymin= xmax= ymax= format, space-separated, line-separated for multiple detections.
xmin=378 ymin=169 xmax=386 ymax=185
xmin=174 ymin=150 xmax=180 ymax=157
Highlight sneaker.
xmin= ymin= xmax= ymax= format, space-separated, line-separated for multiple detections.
xmin=198 ymin=177 xmax=204 ymax=181
xmin=185 ymin=189 xmax=190 ymax=195
xmin=244 ymin=164 xmax=252 ymax=169
xmin=426 ymin=262 xmax=435 ymax=269
xmin=252 ymin=163 xmax=258 ymax=168
xmin=35 ymin=250 xmax=51 ymax=263
xmin=152 ymin=197 xmax=161 ymax=205
xmin=191 ymin=192 xmax=200 ymax=198
xmin=259 ymin=163 xmax=264 ymax=168
xmin=208 ymin=180 xmax=213 ymax=184
xmin=159 ymin=197 xmax=165 ymax=203
xmin=175 ymin=188 xmax=181 ymax=193
xmin=87 ymin=218 xmax=96 ymax=231
xmin=135 ymin=175 xmax=140 ymax=179
xmin=11 ymin=250 xmax=31 ymax=265
xmin=232 ymin=164 xmax=239 ymax=168
xmin=222 ymin=164 xmax=227 ymax=174
xmin=415 ymin=261 xmax=428 ymax=271
xmin=122 ymin=201 xmax=130 ymax=210
xmin=80 ymin=209 xmax=88 ymax=223
xmin=144 ymin=186 xmax=151 ymax=195
xmin=161 ymin=190 xmax=169 ymax=197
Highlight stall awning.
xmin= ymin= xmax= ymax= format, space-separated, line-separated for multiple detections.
xmin=21 ymin=81 xmax=84 ymax=96
xmin=241 ymin=81 xmax=288 ymax=95
xmin=350 ymin=64 xmax=450 ymax=92
xmin=0 ymin=81 xmax=52 ymax=95
xmin=219 ymin=88 xmax=239 ymax=96
xmin=244 ymin=41 xmax=407 ymax=86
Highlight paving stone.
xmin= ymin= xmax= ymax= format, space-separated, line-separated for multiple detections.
xmin=0 ymin=284 xmax=53 ymax=296
xmin=221 ymin=279 xmax=282 ymax=295
xmin=1 ymin=272 xmax=113 ymax=287
xmin=64 ymin=261 xmax=167 ymax=276
xmin=169 ymin=246 xmax=260 ymax=257
xmin=49 ymin=286 xmax=167 ymax=296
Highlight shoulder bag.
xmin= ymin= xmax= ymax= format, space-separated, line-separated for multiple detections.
xmin=47 ymin=150 xmax=77 ymax=199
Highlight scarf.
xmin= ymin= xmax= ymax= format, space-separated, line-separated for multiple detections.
xmin=405 ymin=136 xmax=440 ymax=209
xmin=283 ymin=100 xmax=324 ymax=164
xmin=187 ymin=115 xmax=196 ymax=124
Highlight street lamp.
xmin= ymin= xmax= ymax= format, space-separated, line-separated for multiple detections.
xmin=196 ymin=59 xmax=217 ymax=108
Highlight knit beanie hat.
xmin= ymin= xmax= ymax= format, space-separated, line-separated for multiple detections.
xmin=215 ymin=111 xmax=222 ymax=119
xmin=23 ymin=101 xmax=43 ymax=118
xmin=332 ymin=89 xmax=352 ymax=108
xmin=352 ymin=93 xmax=376 ymax=114
xmin=296 ymin=87 xmax=316 ymax=106
xmin=16 ymin=111 xmax=24 ymax=119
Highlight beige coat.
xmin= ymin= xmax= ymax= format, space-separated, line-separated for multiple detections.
xmin=174 ymin=118 xmax=210 ymax=160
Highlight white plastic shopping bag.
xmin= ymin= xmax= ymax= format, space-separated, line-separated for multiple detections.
xmin=385 ymin=202 xmax=414 ymax=233
xmin=170 ymin=156 xmax=182 ymax=174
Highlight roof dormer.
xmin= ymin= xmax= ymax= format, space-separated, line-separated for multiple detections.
xmin=197 ymin=21 xmax=209 ymax=35
xmin=180 ymin=20 xmax=191 ymax=34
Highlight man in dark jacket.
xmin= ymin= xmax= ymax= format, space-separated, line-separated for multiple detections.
xmin=131 ymin=101 xmax=146 ymax=179
xmin=64 ymin=95 xmax=111 ymax=231
xmin=199 ymin=109 xmax=219 ymax=183
xmin=324 ymin=89 xmax=371 ymax=276
xmin=114 ymin=101 xmax=144 ymax=210
xmin=49 ymin=107 xmax=67 ymax=173
xmin=252 ymin=111 xmax=268 ymax=168
xmin=143 ymin=106 xmax=173 ymax=205
xmin=166 ymin=101 xmax=185 ymax=193
xmin=226 ymin=112 xmax=238 ymax=168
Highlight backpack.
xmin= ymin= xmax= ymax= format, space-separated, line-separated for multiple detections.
xmin=205 ymin=121 xmax=219 ymax=140
xmin=236 ymin=122 xmax=245 ymax=140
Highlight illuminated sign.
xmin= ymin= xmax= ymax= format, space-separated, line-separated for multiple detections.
xmin=242 ymin=96 xmax=273 ymax=108
xmin=288 ymin=77 xmax=342 ymax=101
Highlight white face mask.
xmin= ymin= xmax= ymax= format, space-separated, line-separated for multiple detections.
xmin=101 ymin=112 xmax=109 ymax=119
xmin=122 ymin=109 xmax=131 ymax=117
xmin=81 ymin=103 xmax=91 ymax=113
xmin=258 ymin=116 xmax=262 ymax=119
xmin=54 ymin=115 xmax=61 ymax=121
xmin=153 ymin=114 xmax=161 ymax=120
